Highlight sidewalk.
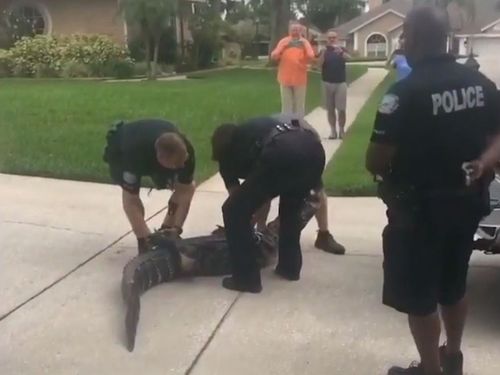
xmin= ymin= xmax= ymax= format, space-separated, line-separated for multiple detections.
xmin=200 ymin=68 xmax=388 ymax=193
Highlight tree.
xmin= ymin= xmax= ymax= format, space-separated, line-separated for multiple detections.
xmin=293 ymin=0 xmax=365 ymax=32
xmin=120 ymin=0 xmax=177 ymax=79
xmin=269 ymin=0 xmax=291 ymax=56
xmin=225 ymin=1 xmax=252 ymax=24
xmin=186 ymin=0 xmax=227 ymax=68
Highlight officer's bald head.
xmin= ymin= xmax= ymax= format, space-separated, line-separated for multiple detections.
xmin=404 ymin=5 xmax=449 ymax=65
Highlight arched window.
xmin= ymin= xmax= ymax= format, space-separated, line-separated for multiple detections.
xmin=8 ymin=2 xmax=51 ymax=38
xmin=366 ymin=33 xmax=387 ymax=58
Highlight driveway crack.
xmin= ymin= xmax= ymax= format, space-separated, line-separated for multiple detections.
xmin=185 ymin=294 xmax=241 ymax=374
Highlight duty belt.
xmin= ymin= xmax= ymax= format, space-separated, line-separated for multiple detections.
xmin=261 ymin=119 xmax=312 ymax=149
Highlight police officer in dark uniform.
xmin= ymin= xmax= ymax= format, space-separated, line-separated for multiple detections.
xmin=365 ymin=6 xmax=499 ymax=375
xmin=211 ymin=116 xmax=325 ymax=293
xmin=103 ymin=119 xmax=196 ymax=254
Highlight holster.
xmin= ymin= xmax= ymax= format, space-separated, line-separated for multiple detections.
xmin=377 ymin=182 xmax=423 ymax=229
xmin=377 ymin=181 xmax=419 ymax=211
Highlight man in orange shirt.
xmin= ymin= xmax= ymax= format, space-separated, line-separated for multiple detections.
xmin=271 ymin=22 xmax=315 ymax=118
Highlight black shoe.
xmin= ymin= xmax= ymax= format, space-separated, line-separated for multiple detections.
xmin=388 ymin=362 xmax=443 ymax=375
xmin=314 ymin=231 xmax=346 ymax=255
xmin=388 ymin=362 xmax=426 ymax=375
xmin=274 ymin=266 xmax=300 ymax=281
xmin=222 ymin=277 xmax=262 ymax=293
xmin=439 ymin=345 xmax=463 ymax=375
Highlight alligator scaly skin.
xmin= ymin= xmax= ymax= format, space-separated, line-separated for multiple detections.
xmin=120 ymin=190 xmax=320 ymax=351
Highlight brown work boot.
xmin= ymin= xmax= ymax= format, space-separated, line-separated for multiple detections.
xmin=314 ymin=231 xmax=346 ymax=255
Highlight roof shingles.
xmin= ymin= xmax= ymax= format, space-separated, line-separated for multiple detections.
xmin=334 ymin=0 xmax=500 ymax=38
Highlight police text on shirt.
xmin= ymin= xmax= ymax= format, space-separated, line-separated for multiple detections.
xmin=432 ymin=86 xmax=485 ymax=115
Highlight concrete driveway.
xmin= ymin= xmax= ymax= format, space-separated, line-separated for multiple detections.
xmin=2 ymin=174 xmax=500 ymax=375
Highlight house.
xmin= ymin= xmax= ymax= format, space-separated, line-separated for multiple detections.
xmin=333 ymin=0 xmax=500 ymax=59
xmin=0 ymin=0 xmax=203 ymax=49
xmin=452 ymin=0 xmax=500 ymax=60
xmin=0 ymin=0 xmax=127 ymax=44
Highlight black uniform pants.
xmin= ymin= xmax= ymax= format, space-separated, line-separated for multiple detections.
xmin=382 ymin=195 xmax=485 ymax=316
xmin=222 ymin=131 xmax=325 ymax=286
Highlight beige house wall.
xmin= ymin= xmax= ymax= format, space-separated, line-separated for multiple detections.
xmin=0 ymin=0 xmax=126 ymax=44
xmin=354 ymin=12 xmax=404 ymax=57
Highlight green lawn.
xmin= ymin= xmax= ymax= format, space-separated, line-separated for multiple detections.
xmin=0 ymin=66 xmax=367 ymax=186
xmin=323 ymin=71 xmax=395 ymax=196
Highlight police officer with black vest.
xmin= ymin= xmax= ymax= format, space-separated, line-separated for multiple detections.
xmin=211 ymin=116 xmax=325 ymax=293
xmin=103 ymin=119 xmax=196 ymax=254
xmin=365 ymin=6 xmax=499 ymax=375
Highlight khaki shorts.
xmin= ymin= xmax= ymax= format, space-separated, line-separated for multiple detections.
xmin=323 ymin=82 xmax=347 ymax=112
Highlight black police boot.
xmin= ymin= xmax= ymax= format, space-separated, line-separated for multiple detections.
xmin=274 ymin=266 xmax=300 ymax=281
xmin=314 ymin=231 xmax=346 ymax=255
xmin=388 ymin=363 xmax=426 ymax=375
xmin=222 ymin=275 xmax=262 ymax=294
xmin=439 ymin=345 xmax=463 ymax=375
xmin=388 ymin=362 xmax=443 ymax=375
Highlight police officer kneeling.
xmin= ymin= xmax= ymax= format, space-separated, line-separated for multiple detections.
xmin=365 ymin=6 xmax=499 ymax=375
xmin=103 ymin=119 xmax=196 ymax=254
xmin=211 ymin=116 xmax=325 ymax=293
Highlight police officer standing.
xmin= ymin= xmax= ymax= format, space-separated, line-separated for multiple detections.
xmin=103 ymin=119 xmax=196 ymax=254
xmin=365 ymin=6 xmax=499 ymax=375
xmin=211 ymin=116 xmax=325 ymax=293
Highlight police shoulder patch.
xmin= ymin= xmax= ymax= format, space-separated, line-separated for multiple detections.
xmin=123 ymin=171 xmax=138 ymax=185
xmin=378 ymin=94 xmax=400 ymax=115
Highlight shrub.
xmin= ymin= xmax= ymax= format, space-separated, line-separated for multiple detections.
xmin=105 ymin=58 xmax=135 ymax=79
xmin=6 ymin=34 xmax=132 ymax=77
xmin=34 ymin=63 xmax=59 ymax=78
xmin=8 ymin=35 xmax=61 ymax=76
xmin=12 ymin=64 xmax=29 ymax=77
xmin=134 ymin=61 xmax=149 ymax=76
xmin=0 ymin=49 xmax=11 ymax=77
xmin=59 ymin=34 xmax=129 ymax=66
xmin=61 ymin=61 xmax=92 ymax=78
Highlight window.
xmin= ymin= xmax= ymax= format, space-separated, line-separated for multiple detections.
xmin=366 ymin=33 xmax=387 ymax=58
xmin=8 ymin=3 xmax=49 ymax=37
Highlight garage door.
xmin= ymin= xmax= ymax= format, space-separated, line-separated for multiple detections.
xmin=471 ymin=38 xmax=500 ymax=59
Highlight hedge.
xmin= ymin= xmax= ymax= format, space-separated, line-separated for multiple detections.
xmin=0 ymin=34 xmax=134 ymax=78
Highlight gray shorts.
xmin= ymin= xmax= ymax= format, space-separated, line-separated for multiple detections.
xmin=323 ymin=82 xmax=347 ymax=112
